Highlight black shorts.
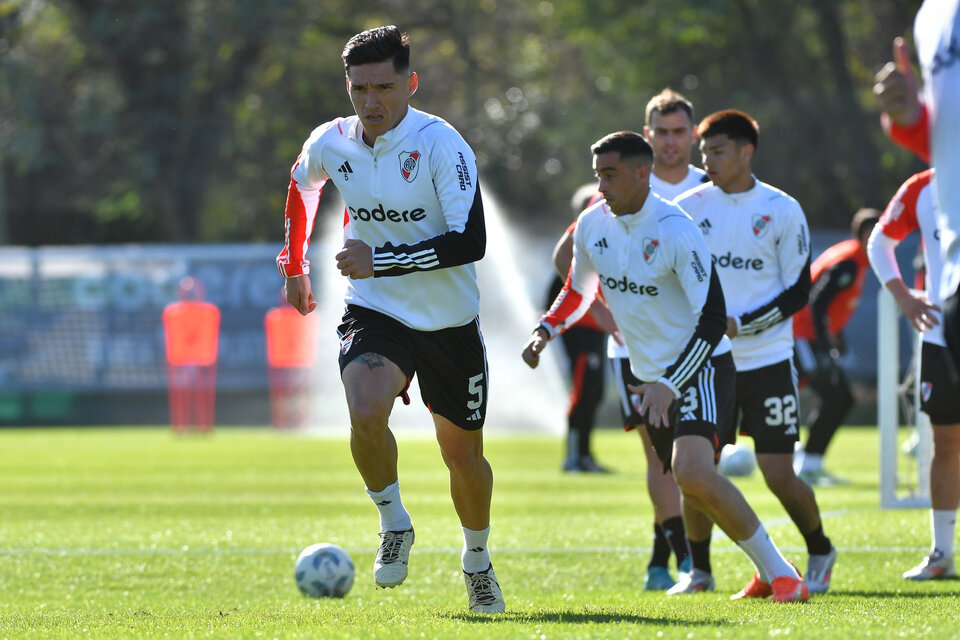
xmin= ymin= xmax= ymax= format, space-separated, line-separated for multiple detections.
xmin=921 ymin=342 xmax=960 ymax=425
xmin=612 ymin=356 xmax=643 ymax=427
xmin=336 ymin=305 xmax=489 ymax=431
xmin=630 ymin=352 xmax=736 ymax=472
xmin=733 ymin=359 xmax=800 ymax=454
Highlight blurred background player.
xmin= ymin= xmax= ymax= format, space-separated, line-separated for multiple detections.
xmin=547 ymin=183 xmax=615 ymax=473
xmin=867 ymin=169 xmax=959 ymax=580
xmin=677 ymin=109 xmax=836 ymax=597
xmin=548 ymin=89 xmax=706 ymax=588
xmin=525 ymin=131 xmax=809 ymax=603
xmin=793 ymin=208 xmax=881 ymax=485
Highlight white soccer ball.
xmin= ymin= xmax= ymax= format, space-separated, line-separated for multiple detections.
xmin=718 ymin=443 xmax=756 ymax=477
xmin=295 ymin=543 xmax=355 ymax=598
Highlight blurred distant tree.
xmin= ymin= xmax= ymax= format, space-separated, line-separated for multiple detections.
xmin=0 ymin=0 xmax=928 ymax=245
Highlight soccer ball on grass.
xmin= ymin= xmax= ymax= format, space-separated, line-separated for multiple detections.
xmin=295 ymin=543 xmax=355 ymax=598
xmin=718 ymin=443 xmax=756 ymax=477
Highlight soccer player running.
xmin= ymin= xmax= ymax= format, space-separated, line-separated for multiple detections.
xmin=793 ymin=209 xmax=882 ymax=484
xmin=675 ymin=110 xmax=836 ymax=597
xmin=276 ymin=26 xmax=504 ymax=614
xmin=523 ymin=131 xmax=809 ymax=603
xmin=550 ymin=89 xmax=707 ymax=590
xmin=867 ymin=169 xmax=960 ymax=580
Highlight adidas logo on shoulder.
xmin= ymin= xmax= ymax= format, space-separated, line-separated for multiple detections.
xmin=337 ymin=161 xmax=354 ymax=181
xmin=699 ymin=218 xmax=712 ymax=235
xmin=594 ymin=237 xmax=609 ymax=253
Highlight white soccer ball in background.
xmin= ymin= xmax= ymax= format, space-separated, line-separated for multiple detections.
xmin=295 ymin=543 xmax=355 ymax=598
xmin=718 ymin=443 xmax=757 ymax=477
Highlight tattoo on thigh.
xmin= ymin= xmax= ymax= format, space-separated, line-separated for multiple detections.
xmin=358 ymin=353 xmax=385 ymax=370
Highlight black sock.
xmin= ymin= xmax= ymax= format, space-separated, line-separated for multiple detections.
xmin=688 ymin=536 xmax=712 ymax=575
xmin=649 ymin=523 xmax=671 ymax=568
xmin=662 ymin=516 xmax=690 ymax=569
xmin=802 ymin=522 xmax=832 ymax=556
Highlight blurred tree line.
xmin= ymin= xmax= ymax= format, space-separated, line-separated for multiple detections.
xmin=0 ymin=0 xmax=927 ymax=245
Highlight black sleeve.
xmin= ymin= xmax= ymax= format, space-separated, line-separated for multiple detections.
xmin=372 ymin=186 xmax=486 ymax=277
xmin=738 ymin=256 xmax=813 ymax=336
xmin=662 ymin=267 xmax=728 ymax=391
xmin=809 ymin=259 xmax=858 ymax=350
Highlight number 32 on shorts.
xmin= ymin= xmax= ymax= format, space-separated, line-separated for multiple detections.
xmin=763 ymin=395 xmax=798 ymax=427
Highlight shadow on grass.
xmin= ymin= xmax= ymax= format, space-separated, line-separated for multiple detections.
xmin=446 ymin=608 xmax=724 ymax=626
xmin=838 ymin=585 xmax=960 ymax=599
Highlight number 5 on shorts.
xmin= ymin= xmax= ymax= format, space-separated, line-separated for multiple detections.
xmin=467 ymin=373 xmax=484 ymax=410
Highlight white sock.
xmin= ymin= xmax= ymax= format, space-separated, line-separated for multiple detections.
xmin=366 ymin=481 xmax=412 ymax=532
xmin=461 ymin=525 xmax=491 ymax=573
xmin=931 ymin=509 xmax=957 ymax=557
xmin=737 ymin=524 xmax=798 ymax=582
xmin=798 ymin=452 xmax=823 ymax=474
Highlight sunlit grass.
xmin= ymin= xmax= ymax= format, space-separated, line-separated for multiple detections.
xmin=0 ymin=426 xmax=956 ymax=639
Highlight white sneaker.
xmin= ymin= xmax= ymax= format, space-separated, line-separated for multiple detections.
xmin=667 ymin=568 xmax=715 ymax=594
xmin=903 ymin=550 xmax=957 ymax=580
xmin=374 ymin=528 xmax=414 ymax=588
xmin=805 ymin=546 xmax=837 ymax=594
xmin=464 ymin=564 xmax=505 ymax=613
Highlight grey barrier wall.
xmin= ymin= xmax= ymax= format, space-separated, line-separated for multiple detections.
xmin=0 ymin=232 xmax=920 ymax=426
xmin=0 ymin=244 xmax=284 ymax=425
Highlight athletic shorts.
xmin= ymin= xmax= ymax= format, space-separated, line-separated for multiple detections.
xmin=733 ymin=359 xmax=800 ymax=454
xmin=920 ymin=342 xmax=960 ymax=425
xmin=336 ymin=305 xmax=489 ymax=430
xmin=622 ymin=352 xmax=736 ymax=473
xmin=611 ymin=356 xmax=643 ymax=427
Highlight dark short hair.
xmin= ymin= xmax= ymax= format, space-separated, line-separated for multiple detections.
xmin=852 ymin=207 xmax=881 ymax=239
xmin=590 ymin=131 xmax=653 ymax=166
xmin=342 ymin=25 xmax=410 ymax=74
xmin=645 ymin=88 xmax=695 ymax=127
xmin=697 ymin=109 xmax=759 ymax=149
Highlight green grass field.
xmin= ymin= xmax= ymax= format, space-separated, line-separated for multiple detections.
xmin=0 ymin=426 xmax=957 ymax=639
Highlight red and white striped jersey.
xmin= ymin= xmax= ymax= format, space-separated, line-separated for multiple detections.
xmin=677 ymin=179 xmax=811 ymax=372
xmin=869 ymin=169 xmax=943 ymax=345
xmin=540 ymin=193 xmax=731 ymax=394
xmin=277 ymin=107 xmax=484 ymax=331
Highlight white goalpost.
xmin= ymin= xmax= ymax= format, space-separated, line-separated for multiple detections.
xmin=877 ymin=287 xmax=933 ymax=509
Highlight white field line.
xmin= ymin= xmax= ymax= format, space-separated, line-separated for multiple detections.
xmin=0 ymin=509 xmax=928 ymax=556
xmin=0 ymin=545 xmax=929 ymax=556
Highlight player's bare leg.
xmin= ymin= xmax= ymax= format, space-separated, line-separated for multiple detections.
xmin=342 ymin=353 xmax=415 ymax=588
xmin=670 ymin=435 xmax=806 ymax=601
xmin=757 ymin=453 xmax=836 ymax=593
xmin=342 ymin=353 xmax=407 ymax=491
xmin=638 ymin=426 xmax=689 ymax=590
xmin=435 ymin=414 xmax=504 ymax=613
xmin=757 ymin=454 xmax=821 ymax=533
xmin=905 ymin=423 xmax=960 ymax=580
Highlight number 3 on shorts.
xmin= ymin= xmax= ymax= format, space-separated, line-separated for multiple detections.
xmin=467 ymin=373 xmax=485 ymax=410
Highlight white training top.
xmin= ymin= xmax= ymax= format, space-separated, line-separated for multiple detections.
xmin=915 ymin=0 xmax=960 ymax=302
xmin=542 ymin=193 xmax=731 ymax=390
xmin=277 ymin=108 xmax=485 ymax=331
xmin=868 ymin=169 xmax=944 ymax=346
xmin=677 ymin=178 xmax=811 ymax=371
xmin=607 ymin=165 xmax=708 ymax=359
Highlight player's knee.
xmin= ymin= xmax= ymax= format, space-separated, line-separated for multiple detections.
xmin=346 ymin=399 xmax=391 ymax=436
xmin=671 ymin=457 xmax=711 ymax=497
